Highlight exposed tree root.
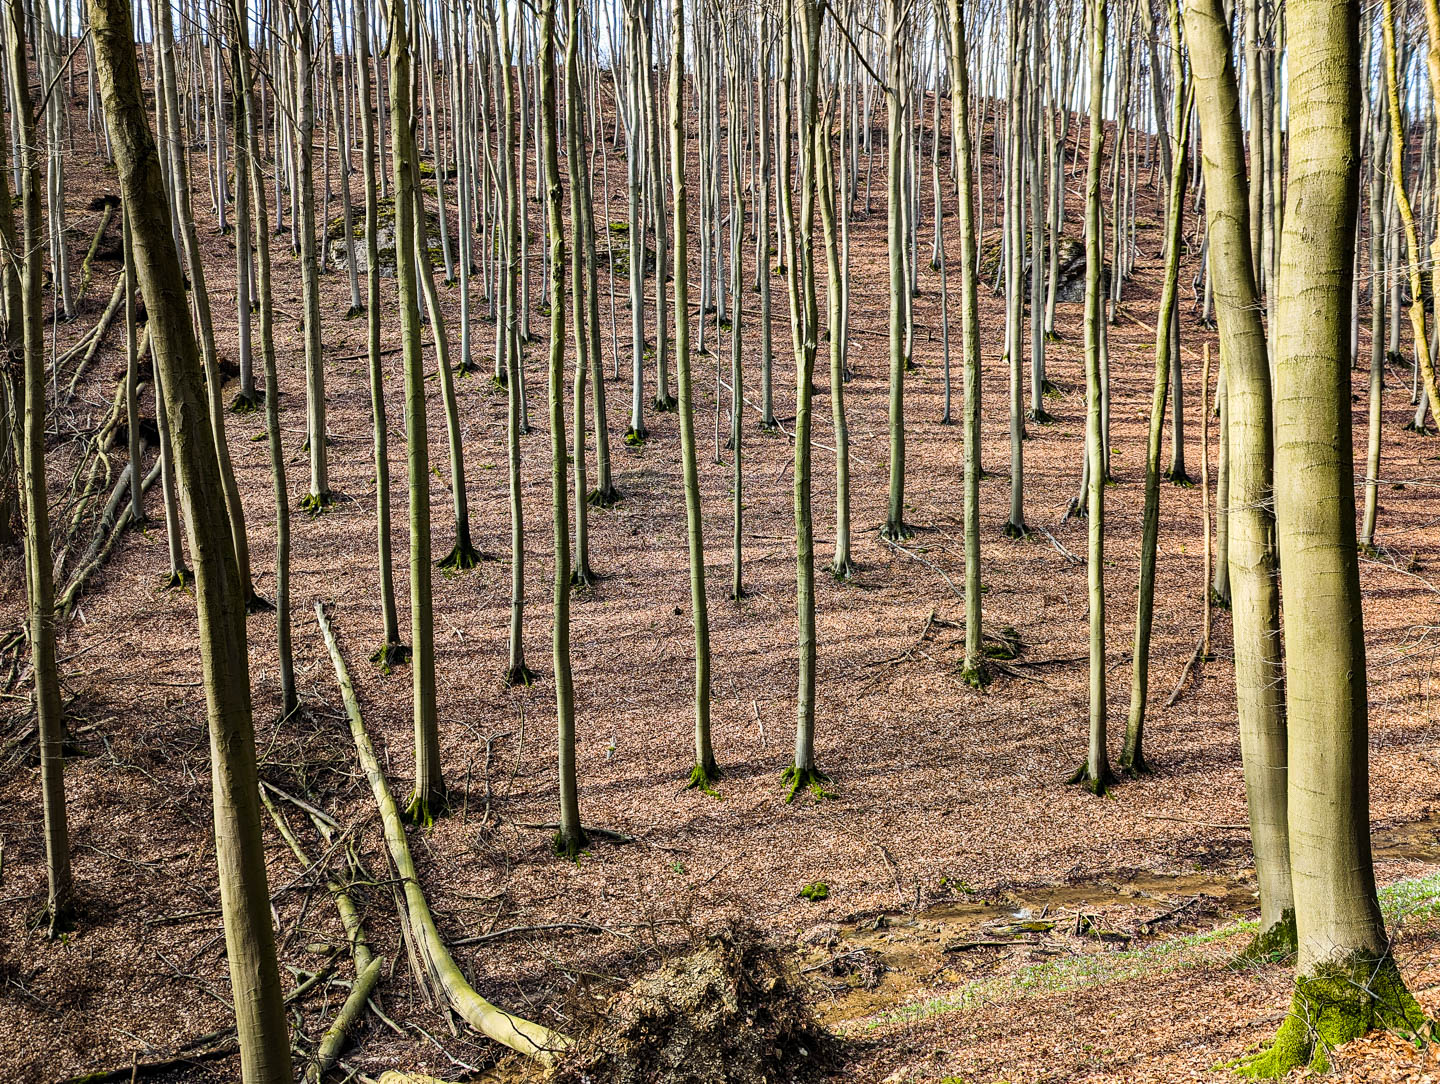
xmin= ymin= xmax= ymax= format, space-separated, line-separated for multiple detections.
xmin=830 ymin=558 xmax=856 ymax=582
xmin=228 ymin=388 xmax=264 ymax=414
xmin=1165 ymin=470 xmax=1195 ymax=487
xmin=1234 ymin=954 xmax=1425 ymax=1078
xmin=1002 ymin=519 xmax=1032 ymax=540
xmin=244 ymin=589 xmax=275 ymax=614
xmin=402 ymin=788 xmax=446 ymax=828
xmin=1116 ymin=746 xmax=1153 ymax=779
xmin=880 ymin=519 xmax=914 ymax=543
xmin=959 ymin=658 xmax=991 ymax=689
xmin=1065 ymin=760 xmax=1115 ymax=796
xmin=570 ymin=563 xmax=598 ymax=590
xmin=623 ymin=427 xmax=647 ymax=447
xmin=437 ymin=538 xmax=482 ymax=571
xmin=552 ymin=826 xmax=591 ymax=860
xmin=1026 ymin=407 xmax=1054 ymax=424
xmin=299 ymin=490 xmax=335 ymax=516
xmin=370 ymin=641 xmax=412 ymax=671
xmin=685 ymin=760 xmax=722 ymax=796
xmin=651 ymin=394 xmax=677 ymax=412
xmin=587 ymin=484 xmax=621 ymax=508
xmin=782 ymin=765 xmax=835 ymax=804
xmin=504 ymin=664 xmax=537 ymax=688
xmin=160 ymin=568 xmax=192 ymax=591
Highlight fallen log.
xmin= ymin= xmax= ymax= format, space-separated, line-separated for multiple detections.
xmin=309 ymin=955 xmax=384 ymax=1082
xmin=314 ymin=600 xmax=572 ymax=1066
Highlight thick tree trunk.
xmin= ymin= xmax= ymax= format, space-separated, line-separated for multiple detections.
xmin=1246 ymin=0 xmax=1424 ymax=1070
xmin=1186 ymin=0 xmax=1295 ymax=950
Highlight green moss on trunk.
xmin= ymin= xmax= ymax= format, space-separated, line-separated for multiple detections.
xmin=1235 ymin=953 xmax=1426 ymax=1078
xmin=1236 ymin=908 xmax=1296 ymax=964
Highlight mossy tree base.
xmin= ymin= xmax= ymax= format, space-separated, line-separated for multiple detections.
xmin=160 ymin=567 xmax=192 ymax=591
xmin=1234 ymin=953 xmax=1425 ymax=1078
xmin=685 ymin=759 xmax=722 ymax=797
xmin=1065 ymin=760 xmax=1115 ymax=796
xmin=651 ymin=394 xmax=677 ymax=413
xmin=402 ymin=787 xmax=447 ymax=828
xmin=503 ymin=664 xmax=536 ymax=688
xmin=229 ymin=388 xmax=264 ymax=413
xmin=570 ymin=563 xmax=598 ymax=590
xmin=437 ymin=538 xmax=482 ymax=572
xmin=1002 ymin=519 xmax=1032 ymax=540
xmin=552 ymin=827 xmax=590 ymax=860
xmin=1236 ymin=910 xmax=1298 ymax=965
xmin=1027 ymin=407 xmax=1055 ymax=425
xmin=1116 ymin=746 xmax=1153 ymax=779
xmin=371 ymin=640 xmax=412 ymax=672
xmin=454 ymin=357 xmax=481 ymax=377
xmin=623 ymin=427 xmax=647 ymax=448
xmin=1166 ymin=470 xmax=1196 ymax=487
xmin=344 ymin=304 xmax=364 ymax=321
xmin=1403 ymin=421 xmax=1436 ymax=436
xmin=960 ymin=657 xmax=991 ymax=689
xmin=782 ymin=764 xmax=835 ymax=803
xmin=830 ymin=557 xmax=856 ymax=582
xmin=587 ymin=484 xmax=622 ymax=508
xmin=881 ymin=520 xmax=915 ymax=543
xmin=299 ymin=490 xmax=336 ymax=516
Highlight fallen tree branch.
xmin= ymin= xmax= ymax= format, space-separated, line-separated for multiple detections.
xmin=56 ymin=1041 xmax=237 ymax=1084
xmin=451 ymin=922 xmax=623 ymax=947
xmin=315 ymin=601 xmax=571 ymax=1065
xmin=309 ymin=955 xmax=385 ymax=1082
xmin=1165 ymin=632 xmax=1208 ymax=706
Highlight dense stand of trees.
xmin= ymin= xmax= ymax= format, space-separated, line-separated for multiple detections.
xmin=3 ymin=0 xmax=1433 ymax=1073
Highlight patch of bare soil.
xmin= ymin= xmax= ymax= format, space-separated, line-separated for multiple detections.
xmin=554 ymin=924 xmax=831 ymax=1084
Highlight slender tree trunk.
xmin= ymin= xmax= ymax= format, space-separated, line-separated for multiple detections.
xmin=357 ymin=0 xmax=407 ymax=666
xmin=1069 ymin=0 xmax=1114 ymax=795
xmin=234 ymin=4 xmax=296 ymax=719
xmin=540 ymin=0 xmax=585 ymax=857
xmin=881 ymin=0 xmax=912 ymax=542
xmin=391 ymin=0 xmax=446 ymax=820
xmin=7 ymin=0 xmax=71 ymax=928
xmin=672 ymin=0 xmax=718 ymax=790
xmin=1122 ymin=2 xmax=1190 ymax=776
xmin=90 ymin=1 xmax=292 ymax=1075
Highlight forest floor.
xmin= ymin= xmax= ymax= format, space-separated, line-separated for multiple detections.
xmin=7 ymin=98 xmax=1440 ymax=1084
